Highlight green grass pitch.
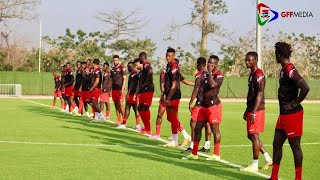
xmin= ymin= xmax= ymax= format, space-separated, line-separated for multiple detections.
xmin=0 ymin=99 xmax=319 ymax=179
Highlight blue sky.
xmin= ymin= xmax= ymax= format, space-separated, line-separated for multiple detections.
xmin=9 ymin=0 xmax=320 ymax=58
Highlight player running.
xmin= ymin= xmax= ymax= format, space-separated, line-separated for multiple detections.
xmin=182 ymin=56 xmax=223 ymax=160
xmin=52 ymin=69 xmax=64 ymax=109
xmin=269 ymin=42 xmax=309 ymax=180
xmin=240 ymin=51 xmax=272 ymax=172
xmin=110 ymin=55 xmax=126 ymax=124
xmin=100 ymin=62 xmax=111 ymax=120
xmin=162 ymin=48 xmax=191 ymax=147
xmin=117 ymin=61 xmax=141 ymax=129
xmin=90 ymin=59 xmax=106 ymax=122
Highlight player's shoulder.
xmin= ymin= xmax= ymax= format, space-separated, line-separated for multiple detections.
xmin=255 ymin=68 xmax=265 ymax=77
xmin=283 ymin=63 xmax=296 ymax=73
xmin=213 ymin=70 xmax=224 ymax=79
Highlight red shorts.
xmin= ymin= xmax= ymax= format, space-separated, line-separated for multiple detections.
xmin=100 ymin=92 xmax=110 ymax=103
xmin=197 ymin=103 xmax=222 ymax=124
xmin=166 ymin=99 xmax=180 ymax=115
xmin=159 ymin=102 xmax=166 ymax=109
xmin=127 ymin=94 xmax=136 ymax=104
xmin=91 ymin=88 xmax=101 ymax=100
xmin=138 ymin=92 xmax=154 ymax=106
xmin=64 ymin=86 xmax=74 ymax=98
xmin=191 ymin=106 xmax=202 ymax=121
xmin=81 ymin=91 xmax=91 ymax=102
xmin=276 ymin=110 xmax=304 ymax=138
xmin=112 ymin=90 xmax=124 ymax=102
xmin=54 ymin=90 xmax=62 ymax=98
xmin=74 ymin=89 xmax=81 ymax=97
xmin=246 ymin=110 xmax=265 ymax=134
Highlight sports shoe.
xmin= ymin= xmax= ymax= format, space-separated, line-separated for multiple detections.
xmin=89 ymin=113 xmax=94 ymax=117
xmin=116 ymin=124 xmax=126 ymax=129
xmin=240 ymin=165 xmax=258 ymax=172
xmin=163 ymin=141 xmax=178 ymax=147
xmin=73 ymin=113 xmax=82 ymax=117
xmin=206 ymin=154 xmax=221 ymax=161
xmin=180 ymin=136 xmax=191 ymax=147
xmin=182 ymin=154 xmax=198 ymax=160
xmin=115 ymin=121 xmax=123 ymax=126
xmin=149 ymin=134 xmax=160 ymax=139
xmin=199 ymin=147 xmax=210 ymax=153
xmin=182 ymin=147 xmax=192 ymax=154
xmin=261 ymin=160 xmax=273 ymax=170
xmin=168 ymin=136 xmax=173 ymax=140
xmin=135 ymin=125 xmax=142 ymax=131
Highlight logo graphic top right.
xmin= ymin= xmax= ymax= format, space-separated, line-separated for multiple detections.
xmin=257 ymin=3 xmax=314 ymax=26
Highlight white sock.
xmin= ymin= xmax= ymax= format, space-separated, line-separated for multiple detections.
xmin=95 ymin=112 xmax=99 ymax=120
xmin=65 ymin=104 xmax=69 ymax=111
xmin=85 ymin=112 xmax=89 ymax=117
xmin=181 ymin=129 xmax=190 ymax=139
xmin=99 ymin=112 xmax=105 ymax=118
xmin=204 ymin=141 xmax=211 ymax=149
xmin=74 ymin=106 xmax=78 ymax=113
xmin=172 ymin=134 xmax=178 ymax=144
xmin=263 ymin=152 xmax=272 ymax=162
xmin=252 ymin=159 xmax=259 ymax=168
xmin=190 ymin=141 xmax=194 ymax=149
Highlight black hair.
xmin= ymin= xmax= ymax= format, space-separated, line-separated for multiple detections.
xmin=139 ymin=52 xmax=147 ymax=59
xmin=209 ymin=55 xmax=220 ymax=62
xmin=197 ymin=57 xmax=207 ymax=66
xmin=275 ymin=42 xmax=292 ymax=59
xmin=93 ymin=58 xmax=100 ymax=65
xmin=86 ymin=59 xmax=92 ymax=62
xmin=63 ymin=65 xmax=66 ymax=68
xmin=133 ymin=58 xmax=141 ymax=64
xmin=167 ymin=48 xmax=176 ymax=53
xmin=245 ymin=51 xmax=258 ymax=61
xmin=104 ymin=62 xmax=109 ymax=66
xmin=66 ymin=62 xmax=71 ymax=65
xmin=127 ymin=61 xmax=135 ymax=66
xmin=113 ymin=55 xmax=120 ymax=59
xmin=76 ymin=60 xmax=81 ymax=64
xmin=81 ymin=61 xmax=86 ymax=65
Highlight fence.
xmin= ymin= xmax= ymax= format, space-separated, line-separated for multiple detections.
xmin=0 ymin=71 xmax=319 ymax=99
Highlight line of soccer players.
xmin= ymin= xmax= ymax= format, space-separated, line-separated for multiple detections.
xmin=51 ymin=42 xmax=309 ymax=180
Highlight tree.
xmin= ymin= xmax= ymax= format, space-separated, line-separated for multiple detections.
xmin=95 ymin=9 xmax=147 ymax=41
xmin=0 ymin=0 xmax=39 ymax=22
xmin=170 ymin=0 xmax=227 ymax=56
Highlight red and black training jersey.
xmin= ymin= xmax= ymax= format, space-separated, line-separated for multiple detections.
xmin=138 ymin=62 xmax=154 ymax=93
xmin=246 ymin=68 xmax=265 ymax=112
xmin=160 ymin=70 xmax=185 ymax=86
xmin=128 ymin=70 xmax=139 ymax=95
xmin=110 ymin=64 xmax=126 ymax=90
xmin=102 ymin=70 xmax=111 ymax=93
xmin=91 ymin=68 xmax=102 ymax=89
xmin=194 ymin=70 xmax=206 ymax=106
xmin=64 ymin=68 xmax=74 ymax=87
xmin=164 ymin=61 xmax=181 ymax=100
xmin=61 ymin=71 xmax=66 ymax=88
xmin=278 ymin=63 xmax=303 ymax=115
xmin=81 ymin=73 xmax=92 ymax=91
xmin=203 ymin=70 xmax=224 ymax=107
xmin=74 ymin=68 xmax=83 ymax=90
xmin=54 ymin=75 xmax=62 ymax=90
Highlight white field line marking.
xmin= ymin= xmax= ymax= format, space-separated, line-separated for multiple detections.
xmin=21 ymin=99 xmax=272 ymax=178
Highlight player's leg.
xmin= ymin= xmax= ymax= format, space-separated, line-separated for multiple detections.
xmin=163 ymin=105 xmax=179 ymax=147
xmin=52 ymin=93 xmax=57 ymax=109
xmin=105 ymin=101 xmax=110 ymax=120
xmin=132 ymin=104 xmax=141 ymax=129
xmin=182 ymin=119 xmax=196 ymax=153
xmin=150 ymin=104 xmax=166 ymax=138
xmin=138 ymin=104 xmax=151 ymax=134
xmin=117 ymin=102 xmax=131 ymax=128
xmin=270 ymin=129 xmax=287 ymax=180
xmin=241 ymin=133 xmax=261 ymax=171
xmin=199 ymin=123 xmax=211 ymax=152
xmin=182 ymin=121 xmax=205 ymax=160
xmin=59 ymin=97 xmax=64 ymax=109
xmin=288 ymin=136 xmax=303 ymax=180
xmin=206 ymin=123 xmax=221 ymax=160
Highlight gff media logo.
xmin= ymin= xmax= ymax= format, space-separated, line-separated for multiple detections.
xmin=257 ymin=3 xmax=314 ymax=26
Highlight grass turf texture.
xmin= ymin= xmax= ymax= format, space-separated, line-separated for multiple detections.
xmin=0 ymin=99 xmax=319 ymax=179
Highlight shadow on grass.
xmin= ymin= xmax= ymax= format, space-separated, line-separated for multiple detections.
xmin=22 ymin=105 xmax=265 ymax=180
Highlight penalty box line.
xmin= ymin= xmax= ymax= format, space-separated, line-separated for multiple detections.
xmin=21 ymin=99 xmax=271 ymax=179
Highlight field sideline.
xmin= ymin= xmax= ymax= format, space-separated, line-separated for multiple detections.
xmin=0 ymin=98 xmax=319 ymax=179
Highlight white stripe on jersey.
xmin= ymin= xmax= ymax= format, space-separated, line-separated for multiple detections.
xmin=289 ymin=69 xmax=295 ymax=78
xmin=257 ymin=76 xmax=264 ymax=82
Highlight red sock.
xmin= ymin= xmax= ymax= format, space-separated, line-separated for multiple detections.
xmin=63 ymin=103 xmax=66 ymax=110
xmin=214 ymin=143 xmax=220 ymax=156
xmin=69 ymin=104 xmax=73 ymax=112
xmin=117 ymin=115 xmax=121 ymax=122
xmin=106 ymin=110 xmax=110 ymax=117
xmin=156 ymin=125 xmax=161 ymax=135
xmin=271 ymin=163 xmax=280 ymax=180
xmin=92 ymin=109 xmax=95 ymax=118
xmin=135 ymin=116 xmax=141 ymax=125
xmin=295 ymin=166 xmax=302 ymax=180
xmin=78 ymin=100 xmax=83 ymax=114
xmin=178 ymin=124 xmax=184 ymax=132
xmin=140 ymin=110 xmax=151 ymax=132
xmin=122 ymin=118 xmax=127 ymax=125
xmin=52 ymin=101 xmax=56 ymax=107
xmin=192 ymin=141 xmax=200 ymax=155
